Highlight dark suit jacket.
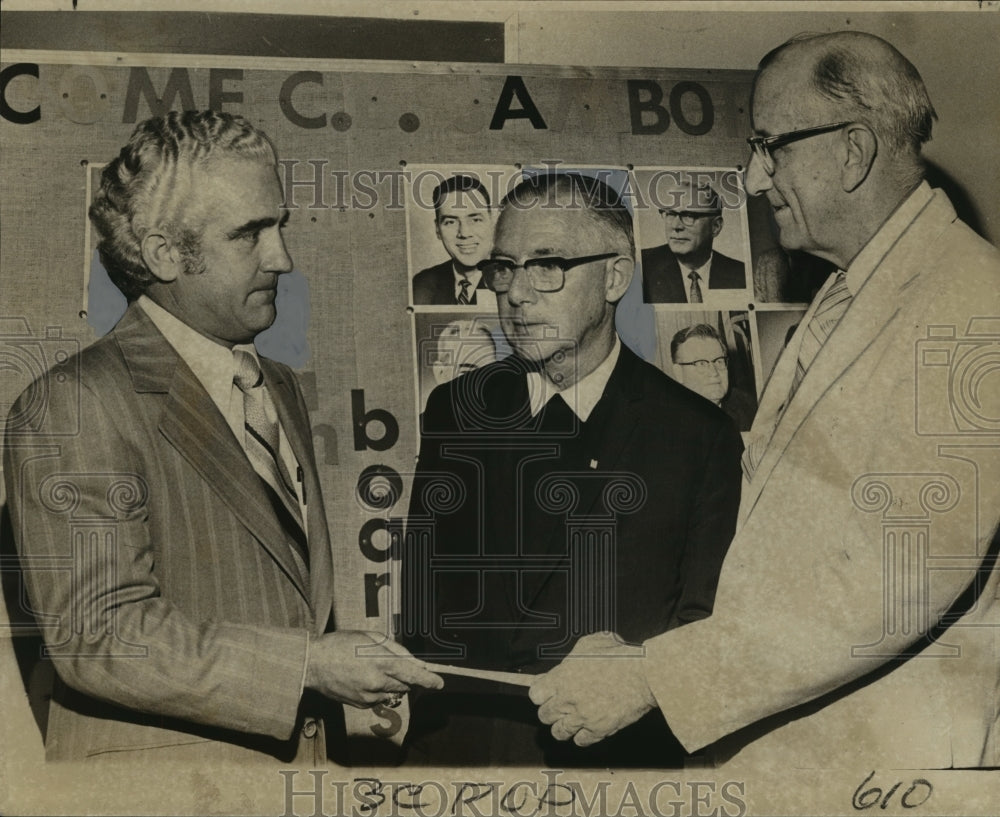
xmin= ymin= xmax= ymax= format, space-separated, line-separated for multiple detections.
xmin=721 ymin=386 xmax=758 ymax=431
xmin=3 ymin=303 xmax=335 ymax=762
xmin=641 ymin=245 xmax=746 ymax=302
xmin=412 ymin=259 xmax=490 ymax=305
xmin=401 ymin=344 xmax=743 ymax=765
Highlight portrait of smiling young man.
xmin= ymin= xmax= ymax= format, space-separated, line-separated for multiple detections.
xmin=412 ymin=174 xmax=494 ymax=306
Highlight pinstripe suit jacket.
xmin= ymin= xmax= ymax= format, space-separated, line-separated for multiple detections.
xmin=3 ymin=303 xmax=335 ymax=761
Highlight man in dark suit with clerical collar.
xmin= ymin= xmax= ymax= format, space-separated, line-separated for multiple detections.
xmin=412 ymin=174 xmax=493 ymax=306
xmin=642 ymin=177 xmax=747 ymax=303
xmin=401 ymin=172 xmax=743 ymax=767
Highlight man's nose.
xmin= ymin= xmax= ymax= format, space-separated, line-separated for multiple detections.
xmin=263 ymin=230 xmax=294 ymax=274
xmin=744 ymin=151 xmax=772 ymax=197
xmin=505 ymin=266 xmax=537 ymax=305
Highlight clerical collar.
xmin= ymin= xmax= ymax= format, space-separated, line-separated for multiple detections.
xmin=527 ymin=337 xmax=621 ymax=422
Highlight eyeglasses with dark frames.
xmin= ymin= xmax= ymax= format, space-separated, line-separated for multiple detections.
xmin=477 ymin=252 xmax=619 ymax=293
xmin=746 ymin=121 xmax=852 ymax=175
xmin=658 ymin=210 xmax=720 ymax=227
xmin=676 ymin=355 xmax=728 ymax=371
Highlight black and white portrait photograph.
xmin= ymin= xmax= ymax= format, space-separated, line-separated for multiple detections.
xmin=406 ymin=165 xmax=519 ymax=308
xmin=633 ymin=168 xmax=751 ymax=305
xmin=652 ymin=310 xmax=758 ymax=431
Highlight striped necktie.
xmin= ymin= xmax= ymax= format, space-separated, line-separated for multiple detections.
xmin=458 ymin=278 xmax=472 ymax=305
xmin=791 ymin=271 xmax=852 ymax=394
xmin=233 ymin=350 xmax=307 ymax=550
xmin=687 ymin=271 xmax=704 ymax=303
xmin=742 ymin=272 xmax=852 ymax=483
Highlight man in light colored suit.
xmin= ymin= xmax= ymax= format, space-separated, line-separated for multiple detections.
xmin=3 ymin=110 xmax=441 ymax=762
xmin=530 ymin=31 xmax=1000 ymax=768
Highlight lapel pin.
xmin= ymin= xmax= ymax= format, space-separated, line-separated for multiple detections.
xmin=589 ymin=459 xmax=599 ymax=469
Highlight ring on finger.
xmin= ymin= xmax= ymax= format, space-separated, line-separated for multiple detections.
xmin=383 ymin=692 xmax=404 ymax=708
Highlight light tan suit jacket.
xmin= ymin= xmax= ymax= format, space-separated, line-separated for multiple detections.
xmin=644 ymin=188 xmax=1000 ymax=768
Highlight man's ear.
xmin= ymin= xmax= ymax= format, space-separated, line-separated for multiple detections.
xmin=710 ymin=215 xmax=724 ymax=239
xmin=605 ymin=256 xmax=635 ymax=303
xmin=140 ymin=231 xmax=182 ymax=283
xmin=842 ymin=123 xmax=877 ymax=193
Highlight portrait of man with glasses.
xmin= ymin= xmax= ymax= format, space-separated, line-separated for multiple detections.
xmin=641 ymin=175 xmax=747 ymax=303
xmin=671 ymin=323 xmax=757 ymax=431
xmin=400 ymin=171 xmax=743 ymax=767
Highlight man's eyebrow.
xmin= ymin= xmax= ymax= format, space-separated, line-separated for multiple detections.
xmin=491 ymin=247 xmax=559 ymax=259
xmin=226 ymin=209 xmax=290 ymax=240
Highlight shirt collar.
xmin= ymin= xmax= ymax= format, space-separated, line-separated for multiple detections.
xmin=527 ymin=336 xmax=621 ymax=422
xmin=138 ymin=295 xmax=242 ymax=415
xmin=677 ymin=251 xmax=713 ymax=278
xmin=453 ymin=265 xmax=483 ymax=289
xmin=844 ymin=181 xmax=933 ymax=295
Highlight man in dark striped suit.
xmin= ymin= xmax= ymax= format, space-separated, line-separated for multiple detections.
xmin=3 ymin=110 xmax=440 ymax=762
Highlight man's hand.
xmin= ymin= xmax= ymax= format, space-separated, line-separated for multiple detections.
xmin=305 ymin=631 xmax=443 ymax=708
xmin=528 ymin=631 xmax=656 ymax=746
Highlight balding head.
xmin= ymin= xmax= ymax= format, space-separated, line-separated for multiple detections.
xmin=756 ymin=31 xmax=936 ymax=160
xmin=746 ymin=31 xmax=937 ymax=268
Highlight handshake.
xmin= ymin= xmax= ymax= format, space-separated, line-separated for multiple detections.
xmin=304 ymin=630 xmax=444 ymax=709
xmin=311 ymin=630 xmax=656 ymax=748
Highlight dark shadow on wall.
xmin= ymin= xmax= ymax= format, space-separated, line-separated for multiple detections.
xmin=924 ymin=161 xmax=986 ymax=240
xmin=2 ymin=501 xmax=52 ymax=746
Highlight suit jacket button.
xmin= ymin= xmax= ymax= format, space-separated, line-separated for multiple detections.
xmin=302 ymin=718 xmax=318 ymax=739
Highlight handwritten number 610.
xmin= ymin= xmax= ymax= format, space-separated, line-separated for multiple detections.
xmin=853 ymin=771 xmax=933 ymax=810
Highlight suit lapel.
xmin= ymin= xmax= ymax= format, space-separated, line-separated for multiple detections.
xmin=262 ymin=360 xmax=334 ymax=632
xmin=434 ymin=264 xmax=454 ymax=304
xmin=116 ymin=305 xmax=311 ymax=602
xmin=653 ymin=245 xmax=686 ymax=302
xmin=741 ymin=190 xmax=945 ymax=520
xmin=582 ymin=347 xmax=645 ymax=480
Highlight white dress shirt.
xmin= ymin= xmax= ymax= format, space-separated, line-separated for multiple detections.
xmin=677 ymin=254 xmax=714 ymax=303
xmin=526 ymin=336 xmax=622 ymax=422
xmin=453 ymin=266 xmax=484 ymax=302
xmin=138 ymin=296 xmax=304 ymax=512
